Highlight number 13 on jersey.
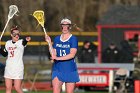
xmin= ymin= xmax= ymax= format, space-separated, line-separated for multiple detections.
xmin=60 ymin=50 xmax=66 ymax=56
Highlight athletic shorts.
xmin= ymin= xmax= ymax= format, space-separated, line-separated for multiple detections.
xmin=52 ymin=70 xmax=80 ymax=82
xmin=4 ymin=66 xmax=24 ymax=79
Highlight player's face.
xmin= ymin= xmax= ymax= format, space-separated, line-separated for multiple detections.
xmin=11 ymin=30 xmax=20 ymax=41
xmin=61 ymin=22 xmax=71 ymax=34
xmin=84 ymin=42 xmax=90 ymax=49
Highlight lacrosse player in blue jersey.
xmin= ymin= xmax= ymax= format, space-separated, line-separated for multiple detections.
xmin=45 ymin=18 xmax=79 ymax=93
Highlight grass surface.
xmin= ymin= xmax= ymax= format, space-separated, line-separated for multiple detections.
xmin=0 ymin=90 xmax=108 ymax=93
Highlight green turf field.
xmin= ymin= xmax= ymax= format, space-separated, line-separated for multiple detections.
xmin=0 ymin=90 xmax=108 ymax=93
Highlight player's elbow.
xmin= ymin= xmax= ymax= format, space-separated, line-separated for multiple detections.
xmin=2 ymin=53 xmax=8 ymax=57
xmin=1 ymin=53 xmax=7 ymax=57
xmin=70 ymin=53 xmax=76 ymax=59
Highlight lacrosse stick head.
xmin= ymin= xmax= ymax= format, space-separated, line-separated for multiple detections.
xmin=33 ymin=10 xmax=45 ymax=27
xmin=8 ymin=5 xmax=19 ymax=19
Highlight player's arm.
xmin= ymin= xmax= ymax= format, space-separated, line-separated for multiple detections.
xmin=0 ymin=48 xmax=8 ymax=57
xmin=22 ymin=37 xmax=31 ymax=46
xmin=0 ymin=41 xmax=8 ymax=57
xmin=52 ymin=48 xmax=77 ymax=61
xmin=45 ymin=35 xmax=55 ymax=56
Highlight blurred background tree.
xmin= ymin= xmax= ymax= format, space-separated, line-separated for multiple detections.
xmin=0 ymin=0 xmax=140 ymax=32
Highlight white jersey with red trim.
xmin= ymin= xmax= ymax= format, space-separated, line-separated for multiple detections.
xmin=4 ymin=39 xmax=24 ymax=79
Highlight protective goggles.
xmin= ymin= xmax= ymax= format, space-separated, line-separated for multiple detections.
xmin=12 ymin=32 xmax=20 ymax=37
xmin=61 ymin=24 xmax=71 ymax=26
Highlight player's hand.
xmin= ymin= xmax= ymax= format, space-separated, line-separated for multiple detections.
xmin=45 ymin=35 xmax=51 ymax=43
xmin=26 ymin=37 xmax=31 ymax=42
xmin=51 ymin=55 xmax=57 ymax=60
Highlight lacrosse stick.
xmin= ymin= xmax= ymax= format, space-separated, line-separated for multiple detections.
xmin=33 ymin=10 xmax=54 ymax=60
xmin=33 ymin=10 xmax=47 ymax=35
xmin=0 ymin=5 xmax=18 ymax=40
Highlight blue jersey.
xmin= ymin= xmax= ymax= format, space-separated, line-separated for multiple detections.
xmin=52 ymin=34 xmax=80 ymax=82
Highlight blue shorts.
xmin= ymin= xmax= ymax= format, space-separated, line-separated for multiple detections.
xmin=52 ymin=71 xmax=80 ymax=83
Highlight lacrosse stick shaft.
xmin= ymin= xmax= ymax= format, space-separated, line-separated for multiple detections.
xmin=43 ymin=27 xmax=47 ymax=35
xmin=0 ymin=19 xmax=10 ymax=40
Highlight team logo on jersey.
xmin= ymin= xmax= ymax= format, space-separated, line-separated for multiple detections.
xmin=8 ymin=47 xmax=17 ymax=50
xmin=8 ymin=47 xmax=17 ymax=57
xmin=56 ymin=44 xmax=70 ymax=48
